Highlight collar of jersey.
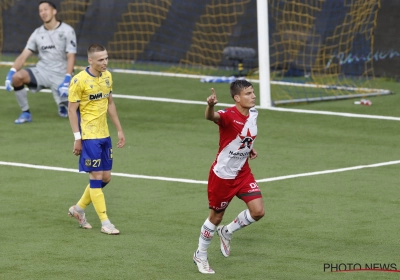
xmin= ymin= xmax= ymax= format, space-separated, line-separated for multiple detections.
xmin=43 ymin=21 xmax=62 ymax=31
xmin=232 ymin=105 xmax=250 ymax=119
xmin=85 ymin=67 xmax=102 ymax=77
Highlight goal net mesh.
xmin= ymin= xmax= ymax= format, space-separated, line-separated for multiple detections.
xmin=0 ymin=0 xmax=389 ymax=104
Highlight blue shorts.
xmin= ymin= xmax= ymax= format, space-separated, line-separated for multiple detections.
xmin=79 ymin=137 xmax=113 ymax=172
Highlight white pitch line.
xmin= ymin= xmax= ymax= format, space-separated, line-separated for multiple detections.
xmin=1 ymin=160 xmax=399 ymax=185
xmin=266 ymin=106 xmax=400 ymax=121
xmin=257 ymin=160 xmax=400 ymax=182
xmin=112 ymin=94 xmax=400 ymax=121
xmin=112 ymin=94 xmax=234 ymax=107
xmin=0 ymin=86 xmax=399 ymax=120
xmin=0 ymin=161 xmax=207 ymax=185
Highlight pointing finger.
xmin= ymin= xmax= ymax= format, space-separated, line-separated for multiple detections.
xmin=211 ymin=88 xmax=216 ymax=96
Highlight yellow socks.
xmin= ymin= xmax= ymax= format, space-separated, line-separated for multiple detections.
xmin=76 ymin=184 xmax=91 ymax=210
xmin=89 ymin=180 xmax=108 ymax=222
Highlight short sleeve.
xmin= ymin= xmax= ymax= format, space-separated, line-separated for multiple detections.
xmin=68 ymin=76 xmax=83 ymax=102
xmin=25 ymin=30 xmax=38 ymax=52
xmin=216 ymin=108 xmax=229 ymax=127
xmin=65 ymin=27 xmax=77 ymax=54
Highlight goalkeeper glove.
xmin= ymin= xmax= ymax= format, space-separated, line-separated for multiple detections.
xmin=58 ymin=74 xmax=72 ymax=97
xmin=5 ymin=68 xmax=16 ymax=91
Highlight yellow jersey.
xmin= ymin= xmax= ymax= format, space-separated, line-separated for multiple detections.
xmin=68 ymin=67 xmax=113 ymax=139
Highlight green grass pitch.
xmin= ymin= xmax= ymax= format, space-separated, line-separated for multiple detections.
xmin=1 ymin=67 xmax=400 ymax=279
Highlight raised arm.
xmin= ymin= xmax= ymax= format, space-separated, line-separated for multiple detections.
xmin=205 ymin=88 xmax=220 ymax=122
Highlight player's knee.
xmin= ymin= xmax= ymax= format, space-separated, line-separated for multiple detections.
xmin=102 ymin=171 xmax=111 ymax=182
xmin=212 ymin=216 xmax=223 ymax=225
xmin=103 ymin=175 xmax=111 ymax=183
xmin=12 ymin=71 xmax=27 ymax=87
xmin=102 ymin=179 xmax=110 ymax=188
xmin=250 ymin=207 xmax=265 ymax=221
xmin=209 ymin=210 xmax=225 ymax=225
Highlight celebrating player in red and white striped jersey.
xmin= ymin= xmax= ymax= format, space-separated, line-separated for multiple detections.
xmin=193 ymin=80 xmax=265 ymax=274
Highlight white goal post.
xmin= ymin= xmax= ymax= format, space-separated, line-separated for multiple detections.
xmin=257 ymin=0 xmax=272 ymax=108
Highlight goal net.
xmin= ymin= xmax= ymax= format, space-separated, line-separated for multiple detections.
xmin=0 ymin=0 xmax=390 ymax=105
xmin=266 ymin=0 xmax=390 ymax=104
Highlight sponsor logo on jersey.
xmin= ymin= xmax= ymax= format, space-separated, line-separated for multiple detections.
xmin=226 ymin=128 xmax=256 ymax=159
xmin=41 ymin=45 xmax=56 ymax=50
xmin=229 ymin=150 xmax=250 ymax=157
xmin=234 ymin=120 xmax=244 ymax=125
xmin=239 ymin=137 xmax=254 ymax=150
xmin=89 ymin=92 xmax=110 ymax=100
xmin=238 ymin=128 xmax=256 ymax=150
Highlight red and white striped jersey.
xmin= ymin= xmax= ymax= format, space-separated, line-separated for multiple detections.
xmin=212 ymin=106 xmax=258 ymax=179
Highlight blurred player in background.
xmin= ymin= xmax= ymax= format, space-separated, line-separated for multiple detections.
xmin=67 ymin=43 xmax=125 ymax=235
xmin=193 ymin=80 xmax=265 ymax=274
xmin=4 ymin=1 xmax=76 ymax=124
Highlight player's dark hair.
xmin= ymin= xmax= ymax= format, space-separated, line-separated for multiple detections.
xmin=39 ymin=1 xmax=56 ymax=9
xmin=230 ymin=79 xmax=253 ymax=99
xmin=87 ymin=44 xmax=106 ymax=56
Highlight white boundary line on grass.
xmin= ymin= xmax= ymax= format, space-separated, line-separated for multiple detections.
xmin=0 ymin=86 xmax=400 ymax=121
xmin=1 ymin=160 xmax=399 ymax=185
xmin=0 ymin=161 xmax=208 ymax=185
xmin=111 ymin=94 xmax=400 ymax=121
xmin=257 ymin=160 xmax=400 ymax=182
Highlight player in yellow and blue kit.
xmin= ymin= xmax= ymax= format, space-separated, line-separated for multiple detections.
xmin=67 ymin=44 xmax=125 ymax=235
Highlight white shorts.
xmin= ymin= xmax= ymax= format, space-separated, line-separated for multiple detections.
xmin=27 ymin=67 xmax=67 ymax=104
